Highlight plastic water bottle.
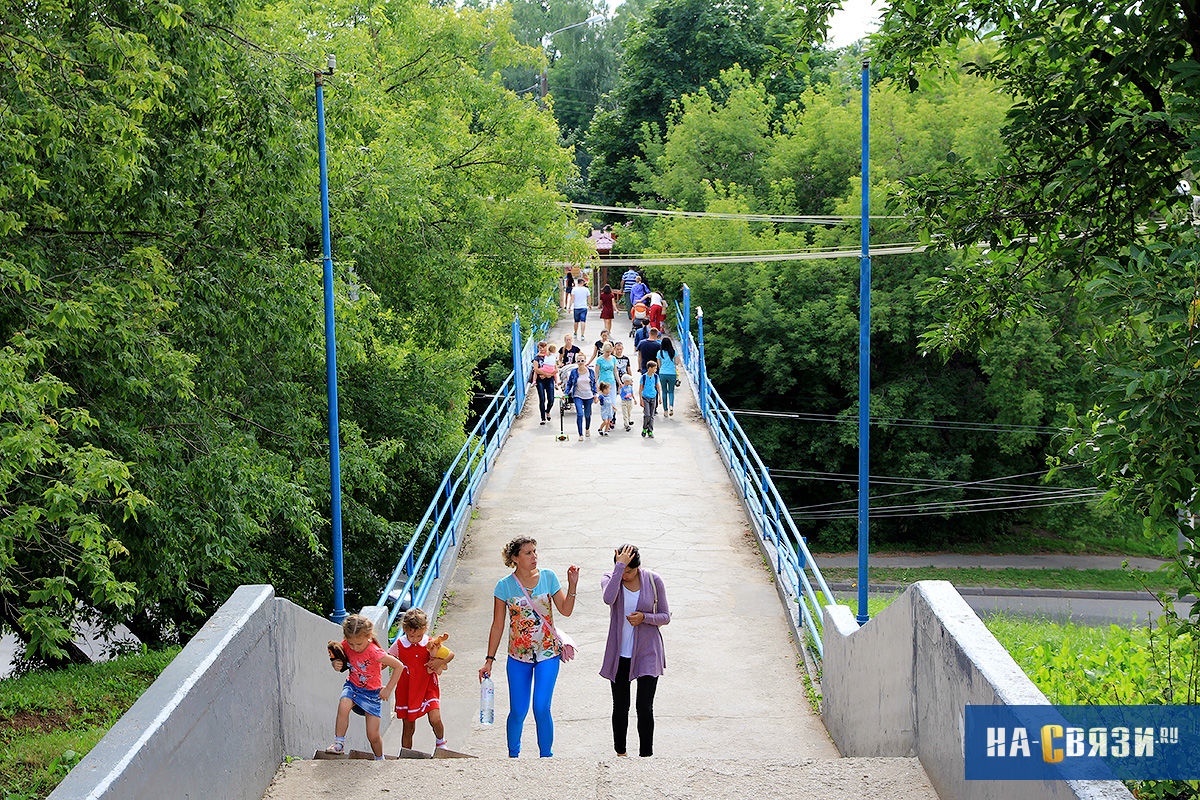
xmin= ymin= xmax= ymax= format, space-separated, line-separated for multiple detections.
xmin=480 ymin=675 xmax=495 ymax=725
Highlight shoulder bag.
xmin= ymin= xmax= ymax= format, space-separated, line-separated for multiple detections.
xmin=517 ymin=577 xmax=578 ymax=663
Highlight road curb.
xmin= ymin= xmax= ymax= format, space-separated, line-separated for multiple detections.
xmin=825 ymin=582 xmax=1190 ymax=601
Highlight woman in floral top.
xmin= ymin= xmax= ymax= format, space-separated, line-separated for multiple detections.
xmin=479 ymin=536 xmax=579 ymax=757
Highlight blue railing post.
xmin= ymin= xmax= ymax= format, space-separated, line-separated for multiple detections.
xmin=762 ymin=463 xmax=773 ymax=542
xmin=315 ymin=59 xmax=346 ymax=624
xmin=856 ymin=57 xmax=872 ymax=626
xmin=696 ymin=306 xmax=707 ymax=421
xmin=681 ymin=284 xmax=691 ymax=363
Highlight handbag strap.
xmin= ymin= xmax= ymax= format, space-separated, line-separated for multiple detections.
xmin=515 ymin=574 xmax=559 ymax=644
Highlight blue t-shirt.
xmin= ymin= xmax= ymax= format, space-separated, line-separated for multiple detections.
xmin=595 ymin=355 xmax=618 ymax=389
xmin=621 ymin=270 xmax=640 ymax=293
xmin=640 ymin=373 xmax=660 ymax=399
xmin=658 ymin=349 xmax=677 ymax=376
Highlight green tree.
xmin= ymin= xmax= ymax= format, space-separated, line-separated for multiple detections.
xmin=648 ymin=67 xmax=775 ymax=210
xmin=494 ymin=0 xmax=618 ymax=187
xmin=0 ymin=0 xmax=579 ymax=660
xmin=871 ymin=0 xmax=1200 ymax=548
xmin=585 ymin=0 xmax=787 ymax=204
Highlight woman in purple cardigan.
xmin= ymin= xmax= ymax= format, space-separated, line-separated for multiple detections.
xmin=600 ymin=544 xmax=670 ymax=757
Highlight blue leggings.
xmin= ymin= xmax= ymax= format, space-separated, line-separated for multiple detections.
xmin=573 ymin=397 xmax=593 ymax=435
xmin=506 ymin=656 xmax=560 ymax=757
xmin=660 ymin=375 xmax=676 ymax=409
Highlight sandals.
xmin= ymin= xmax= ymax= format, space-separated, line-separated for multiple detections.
xmin=325 ymin=739 xmax=345 ymax=754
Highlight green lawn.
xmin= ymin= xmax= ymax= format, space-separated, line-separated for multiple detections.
xmin=821 ymin=566 xmax=1174 ymax=593
xmin=863 ymin=525 xmax=1174 ymax=558
xmin=0 ymin=647 xmax=178 ymax=800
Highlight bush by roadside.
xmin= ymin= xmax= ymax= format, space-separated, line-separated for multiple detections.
xmin=987 ymin=612 xmax=1198 ymax=800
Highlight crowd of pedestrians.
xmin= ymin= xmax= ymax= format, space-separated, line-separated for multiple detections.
xmin=530 ymin=322 xmax=681 ymax=441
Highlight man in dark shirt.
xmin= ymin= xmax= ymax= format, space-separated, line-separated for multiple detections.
xmin=637 ymin=327 xmax=662 ymax=373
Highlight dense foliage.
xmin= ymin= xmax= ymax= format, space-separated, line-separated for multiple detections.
xmin=585 ymin=0 xmax=832 ymax=204
xmin=868 ymin=0 xmax=1200 ymax=596
xmin=990 ymin=612 xmax=1199 ymax=799
xmin=495 ymin=0 xmax=620 ymax=186
xmin=0 ymin=0 xmax=580 ymax=661
xmin=613 ymin=54 xmax=1134 ymax=550
xmin=872 ymin=0 xmax=1200 ymax=523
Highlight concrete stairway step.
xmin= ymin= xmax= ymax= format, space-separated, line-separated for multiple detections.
xmin=264 ymin=756 xmax=939 ymax=799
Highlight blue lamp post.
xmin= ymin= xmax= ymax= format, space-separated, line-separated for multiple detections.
xmin=316 ymin=54 xmax=347 ymax=624
xmin=696 ymin=306 xmax=707 ymax=421
xmin=856 ymin=58 xmax=871 ymax=626
xmin=512 ymin=311 xmax=523 ymax=409
xmin=681 ymin=284 xmax=691 ymax=365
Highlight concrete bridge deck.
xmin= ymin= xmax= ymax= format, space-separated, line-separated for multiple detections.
xmin=263 ymin=316 xmax=935 ymax=797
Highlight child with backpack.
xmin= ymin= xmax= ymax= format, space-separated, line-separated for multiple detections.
xmin=639 ymin=362 xmax=661 ymax=439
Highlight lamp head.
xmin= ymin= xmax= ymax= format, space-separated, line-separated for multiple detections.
xmin=327 ymin=54 xmax=336 ymax=73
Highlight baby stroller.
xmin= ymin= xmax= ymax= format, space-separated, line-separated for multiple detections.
xmin=630 ymin=301 xmax=649 ymax=338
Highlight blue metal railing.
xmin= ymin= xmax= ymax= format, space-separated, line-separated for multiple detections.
xmin=674 ymin=295 xmax=838 ymax=657
xmin=375 ymin=299 xmax=554 ymax=640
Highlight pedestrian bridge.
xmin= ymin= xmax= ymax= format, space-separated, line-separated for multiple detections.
xmin=49 ymin=311 xmax=1129 ymax=800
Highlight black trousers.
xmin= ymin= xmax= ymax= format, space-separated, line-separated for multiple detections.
xmin=535 ymin=377 xmax=555 ymax=420
xmin=611 ymin=656 xmax=658 ymax=756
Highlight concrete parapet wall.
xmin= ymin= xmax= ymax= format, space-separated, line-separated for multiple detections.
xmin=822 ymin=581 xmax=1133 ymax=800
xmin=50 ymin=586 xmax=390 ymax=800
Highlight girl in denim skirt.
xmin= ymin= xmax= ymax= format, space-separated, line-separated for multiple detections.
xmin=326 ymin=614 xmax=403 ymax=759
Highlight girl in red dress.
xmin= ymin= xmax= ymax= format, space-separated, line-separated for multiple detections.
xmin=388 ymin=608 xmax=454 ymax=751
xmin=599 ymin=283 xmax=616 ymax=334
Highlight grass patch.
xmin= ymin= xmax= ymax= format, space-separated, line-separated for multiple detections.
xmin=0 ymin=646 xmax=179 ymax=800
xmin=983 ymin=613 xmax=1195 ymax=704
xmin=821 ymin=566 xmax=1174 ymax=593
xmin=857 ymin=524 xmax=1173 ymax=558
xmin=803 ymin=592 xmax=898 ymax=642
xmin=983 ymin=613 xmax=1199 ymax=798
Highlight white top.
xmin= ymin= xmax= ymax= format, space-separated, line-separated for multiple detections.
xmin=648 ymin=291 xmax=663 ymax=307
xmin=619 ymin=585 xmax=639 ymax=658
xmin=572 ymin=286 xmax=590 ymax=309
